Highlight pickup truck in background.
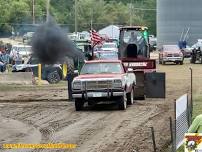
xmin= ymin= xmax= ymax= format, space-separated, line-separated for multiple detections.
xmin=72 ymin=60 xmax=136 ymax=111
xmin=159 ymin=45 xmax=184 ymax=65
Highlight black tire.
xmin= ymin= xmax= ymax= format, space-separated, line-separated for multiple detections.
xmin=75 ymin=99 xmax=84 ymax=111
xmin=47 ymin=71 xmax=61 ymax=84
xmin=190 ymin=55 xmax=196 ymax=63
xmin=180 ymin=61 xmax=183 ymax=65
xmin=118 ymin=93 xmax=127 ymax=110
xmin=64 ymin=57 xmax=74 ymax=77
xmin=127 ymin=89 xmax=134 ymax=105
xmin=200 ymin=56 xmax=202 ymax=64
xmin=159 ymin=58 xmax=162 ymax=64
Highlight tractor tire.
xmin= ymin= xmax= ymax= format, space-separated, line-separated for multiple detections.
xmin=190 ymin=56 xmax=196 ymax=64
xmin=63 ymin=57 xmax=74 ymax=78
xmin=200 ymin=56 xmax=202 ymax=64
xmin=47 ymin=71 xmax=61 ymax=84
xmin=118 ymin=92 xmax=127 ymax=110
xmin=127 ymin=89 xmax=134 ymax=105
xmin=75 ymin=99 xmax=84 ymax=111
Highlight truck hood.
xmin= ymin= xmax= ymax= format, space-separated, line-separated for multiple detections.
xmin=74 ymin=73 xmax=124 ymax=81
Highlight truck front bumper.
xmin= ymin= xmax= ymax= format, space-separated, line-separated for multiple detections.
xmin=163 ymin=57 xmax=183 ymax=62
xmin=72 ymin=89 xmax=124 ymax=99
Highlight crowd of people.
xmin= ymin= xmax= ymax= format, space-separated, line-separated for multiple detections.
xmin=0 ymin=46 xmax=22 ymax=73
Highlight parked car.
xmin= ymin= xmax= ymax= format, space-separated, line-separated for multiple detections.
xmin=159 ymin=45 xmax=184 ymax=65
xmin=12 ymin=55 xmax=63 ymax=84
xmin=23 ymin=32 xmax=34 ymax=44
xmin=94 ymin=50 xmax=118 ymax=60
xmin=72 ymin=60 xmax=136 ymax=111
xmin=101 ymin=42 xmax=118 ymax=52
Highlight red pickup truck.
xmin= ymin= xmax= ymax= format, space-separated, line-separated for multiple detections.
xmin=72 ymin=60 xmax=136 ymax=111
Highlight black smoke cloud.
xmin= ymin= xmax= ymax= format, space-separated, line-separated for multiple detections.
xmin=31 ymin=17 xmax=84 ymax=64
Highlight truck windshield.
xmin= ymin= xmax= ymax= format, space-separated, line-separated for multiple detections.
xmin=123 ymin=30 xmax=142 ymax=43
xmin=95 ymin=52 xmax=118 ymax=60
xmin=80 ymin=62 xmax=123 ymax=74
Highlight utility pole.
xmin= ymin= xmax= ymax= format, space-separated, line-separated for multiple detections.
xmin=46 ymin=0 xmax=50 ymax=22
xmin=75 ymin=0 xmax=78 ymax=34
xmin=90 ymin=8 xmax=93 ymax=30
xmin=129 ymin=0 xmax=133 ymax=26
xmin=32 ymin=0 xmax=35 ymax=24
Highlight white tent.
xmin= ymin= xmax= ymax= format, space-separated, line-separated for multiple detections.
xmin=98 ymin=25 xmax=119 ymax=39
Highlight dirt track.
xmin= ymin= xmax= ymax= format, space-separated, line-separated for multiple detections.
xmin=0 ymin=59 xmax=202 ymax=152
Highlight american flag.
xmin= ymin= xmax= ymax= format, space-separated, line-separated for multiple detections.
xmin=90 ymin=29 xmax=104 ymax=46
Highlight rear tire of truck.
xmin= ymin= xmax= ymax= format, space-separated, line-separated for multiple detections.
xmin=127 ymin=89 xmax=134 ymax=105
xmin=75 ymin=99 xmax=84 ymax=111
xmin=118 ymin=92 xmax=127 ymax=110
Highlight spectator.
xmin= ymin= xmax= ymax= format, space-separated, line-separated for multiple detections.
xmin=0 ymin=48 xmax=10 ymax=72
xmin=13 ymin=51 xmax=23 ymax=65
xmin=128 ymin=31 xmax=137 ymax=43
xmin=188 ymin=114 xmax=202 ymax=133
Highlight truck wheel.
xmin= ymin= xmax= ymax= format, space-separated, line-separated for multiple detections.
xmin=47 ymin=71 xmax=61 ymax=84
xmin=118 ymin=92 xmax=127 ymax=110
xmin=75 ymin=99 xmax=84 ymax=111
xmin=180 ymin=61 xmax=183 ymax=65
xmin=127 ymin=89 xmax=134 ymax=105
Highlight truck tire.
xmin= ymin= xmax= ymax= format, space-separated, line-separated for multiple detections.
xmin=75 ymin=99 xmax=84 ymax=111
xmin=47 ymin=71 xmax=61 ymax=84
xmin=118 ymin=92 xmax=127 ymax=110
xmin=180 ymin=61 xmax=183 ymax=65
xmin=127 ymin=89 xmax=134 ymax=105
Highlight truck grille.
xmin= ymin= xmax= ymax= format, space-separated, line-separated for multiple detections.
xmin=167 ymin=53 xmax=180 ymax=57
xmin=83 ymin=81 xmax=113 ymax=90
xmin=173 ymin=53 xmax=180 ymax=57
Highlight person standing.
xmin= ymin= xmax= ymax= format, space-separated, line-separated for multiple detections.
xmin=0 ymin=48 xmax=10 ymax=72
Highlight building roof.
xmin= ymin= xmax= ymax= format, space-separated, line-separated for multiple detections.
xmin=99 ymin=25 xmax=120 ymax=39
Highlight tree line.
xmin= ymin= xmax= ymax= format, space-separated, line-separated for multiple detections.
xmin=0 ymin=0 xmax=156 ymax=36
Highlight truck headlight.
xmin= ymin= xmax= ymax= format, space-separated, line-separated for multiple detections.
xmin=113 ymin=79 xmax=122 ymax=88
xmin=72 ymin=81 xmax=82 ymax=90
